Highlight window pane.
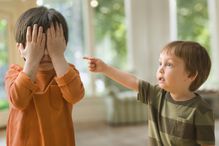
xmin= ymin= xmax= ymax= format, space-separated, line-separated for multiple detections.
xmin=38 ymin=0 xmax=85 ymax=65
xmin=94 ymin=0 xmax=127 ymax=69
xmin=177 ymin=0 xmax=210 ymax=51
xmin=93 ymin=0 xmax=128 ymax=95
xmin=37 ymin=0 xmax=91 ymax=95
xmin=38 ymin=0 xmax=128 ymax=96
xmin=0 ymin=19 xmax=8 ymax=99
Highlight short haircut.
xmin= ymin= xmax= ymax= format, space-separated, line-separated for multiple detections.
xmin=15 ymin=6 xmax=68 ymax=45
xmin=161 ymin=41 xmax=211 ymax=91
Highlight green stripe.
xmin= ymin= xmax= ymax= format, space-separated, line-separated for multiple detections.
xmin=161 ymin=99 xmax=196 ymax=124
xmin=159 ymin=116 xmax=196 ymax=139
xmin=148 ymin=137 xmax=163 ymax=146
xmin=160 ymin=132 xmax=201 ymax=146
xmin=195 ymin=110 xmax=214 ymax=125
xmin=139 ymin=81 xmax=215 ymax=144
xmin=148 ymin=115 xmax=214 ymax=142
xmin=148 ymin=120 xmax=161 ymax=140
xmin=196 ymin=125 xmax=215 ymax=142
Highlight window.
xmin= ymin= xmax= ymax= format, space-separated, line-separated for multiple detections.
xmin=93 ymin=0 xmax=128 ymax=94
xmin=176 ymin=0 xmax=214 ymax=88
xmin=38 ymin=0 xmax=127 ymax=96
xmin=0 ymin=18 xmax=8 ymax=99
xmin=94 ymin=0 xmax=127 ymax=68
xmin=37 ymin=0 xmax=88 ymax=93
xmin=176 ymin=0 xmax=210 ymax=51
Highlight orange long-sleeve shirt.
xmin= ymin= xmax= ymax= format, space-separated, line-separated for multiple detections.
xmin=4 ymin=64 xmax=84 ymax=146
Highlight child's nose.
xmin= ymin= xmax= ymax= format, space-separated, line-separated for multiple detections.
xmin=159 ymin=66 xmax=164 ymax=73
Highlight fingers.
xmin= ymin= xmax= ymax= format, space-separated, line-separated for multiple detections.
xmin=50 ymin=23 xmax=55 ymax=38
xmin=17 ymin=43 xmax=24 ymax=52
xmin=83 ymin=56 xmax=96 ymax=61
xmin=55 ymin=22 xmax=61 ymax=36
xmin=83 ymin=56 xmax=98 ymax=71
xmin=37 ymin=26 xmax=43 ymax=43
xmin=47 ymin=27 xmax=51 ymax=41
xmin=26 ymin=26 xmax=32 ymax=42
xmin=87 ymin=60 xmax=96 ymax=72
xmin=17 ymin=43 xmax=25 ymax=58
xmin=41 ymin=33 xmax=46 ymax=48
xmin=26 ymin=24 xmax=44 ymax=44
xmin=46 ymin=28 xmax=51 ymax=42
xmin=88 ymin=62 xmax=96 ymax=69
xmin=83 ymin=56 xmax=98 ymax=65
xmin=32 ymin=24 xmax=38 ymax=42
xmin=60 ymin=24 xmax=64 ymax=37
xmin=49 ymin=22 xmax=63 ymax=37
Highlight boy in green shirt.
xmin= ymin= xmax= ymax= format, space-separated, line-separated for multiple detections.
xmin=84 ymin=41 xmax=215 ymax=146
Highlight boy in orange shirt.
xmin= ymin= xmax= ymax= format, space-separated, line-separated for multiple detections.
xmin=4 ymin=6 xmax=84 ymax=146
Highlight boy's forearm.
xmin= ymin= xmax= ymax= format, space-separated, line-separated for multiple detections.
xmin=103 ymin=64 xmax=139 ymax=91
xmin=55 ymin=67 xmax=85 ymax=104
xmin=51 ymin=55 xmax=69 ymax=77
xmin=23 ymin=60 xmax=39 ymax=81
xmin=5 ymin=71 xmax=37 ymax=110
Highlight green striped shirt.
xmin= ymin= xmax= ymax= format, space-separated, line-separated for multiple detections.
xmin=137 ymin=80 xmax=215 ymax=146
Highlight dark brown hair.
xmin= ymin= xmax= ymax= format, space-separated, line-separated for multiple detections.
xmin=161 ymin=41 xmax=211 ymax=91
xmin=15 ymin=6 xmax=68 ymax=45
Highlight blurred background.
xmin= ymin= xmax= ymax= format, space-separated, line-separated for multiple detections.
xmin=1 ymin=0 xmax=219 ymax=145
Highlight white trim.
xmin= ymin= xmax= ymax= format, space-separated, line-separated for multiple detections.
xmin=169 ymin=0 xmax=177 ymax=40
xmin=206 ymin=0 xmax=219 ymax=89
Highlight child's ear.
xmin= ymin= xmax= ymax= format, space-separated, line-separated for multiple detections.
xmin=188 ymin=71 xmax=198 ymax=81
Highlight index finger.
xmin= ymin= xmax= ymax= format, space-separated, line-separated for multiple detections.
xmin=32 ymin=24 xmax=38 ymax=42
xmin=26 ymin=26 xmax=32 ymax=42
xmin=83 ymin=56 xmax=96 ymax=60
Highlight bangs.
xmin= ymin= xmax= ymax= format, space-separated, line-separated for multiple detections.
xmin=161 ymin=41 xmax=187 ymax=59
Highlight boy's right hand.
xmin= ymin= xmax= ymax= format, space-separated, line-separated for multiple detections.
xmin=18 ymin=24 xmax=45 ymax=64
xmin=83 ymin=56 xmax=139 ymax=91
xmin=83 ymin=56 xmax=106 ymax=73
xmin=18 ymin=24 xmax=46 ymax=81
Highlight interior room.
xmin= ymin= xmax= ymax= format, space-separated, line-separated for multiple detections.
xmin=0 ymin=0 xmax=219 ymax=145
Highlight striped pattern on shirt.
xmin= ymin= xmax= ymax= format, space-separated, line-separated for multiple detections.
xmin=137 ymin=80 xmax=215 ymax=146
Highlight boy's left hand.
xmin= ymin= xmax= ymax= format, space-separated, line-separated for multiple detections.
xmin=46 ymin=23 xmax=69 ymax=76
xmin=46 ymin=23 xmax=66 ymax=60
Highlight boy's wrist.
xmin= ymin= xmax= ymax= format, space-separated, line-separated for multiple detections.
xmin=51 ymin=55 xmax=69 ymax=76
xmin=51 ymin=54 xmax=65 ymax=64
xmin=23 ymin=60 xmax=39 ymax=81
xmin=103 ymin=63 xmax=110 ymax=74
xmin=50 ymin=53 xmax=64 ymax=60
xmin=25 ymin=55 xmax=41 ymax=64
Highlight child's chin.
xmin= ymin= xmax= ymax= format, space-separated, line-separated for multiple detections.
xmin=158 ymin=84 xmax=166 ymax=90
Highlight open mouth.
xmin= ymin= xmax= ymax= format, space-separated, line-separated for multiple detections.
xmin=158 ymin=77 xmax=165 ymax=82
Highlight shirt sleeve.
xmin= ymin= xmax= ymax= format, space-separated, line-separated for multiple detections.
xmin=195 ymin=104 xmax=215 ymax=145
xmin=137 ymin=80 xmax=162 ymax=104
xmin=4 ymin=64 xmax=38 ymax=110
xmin=55 ymin=64 xmax=84 ymax=104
